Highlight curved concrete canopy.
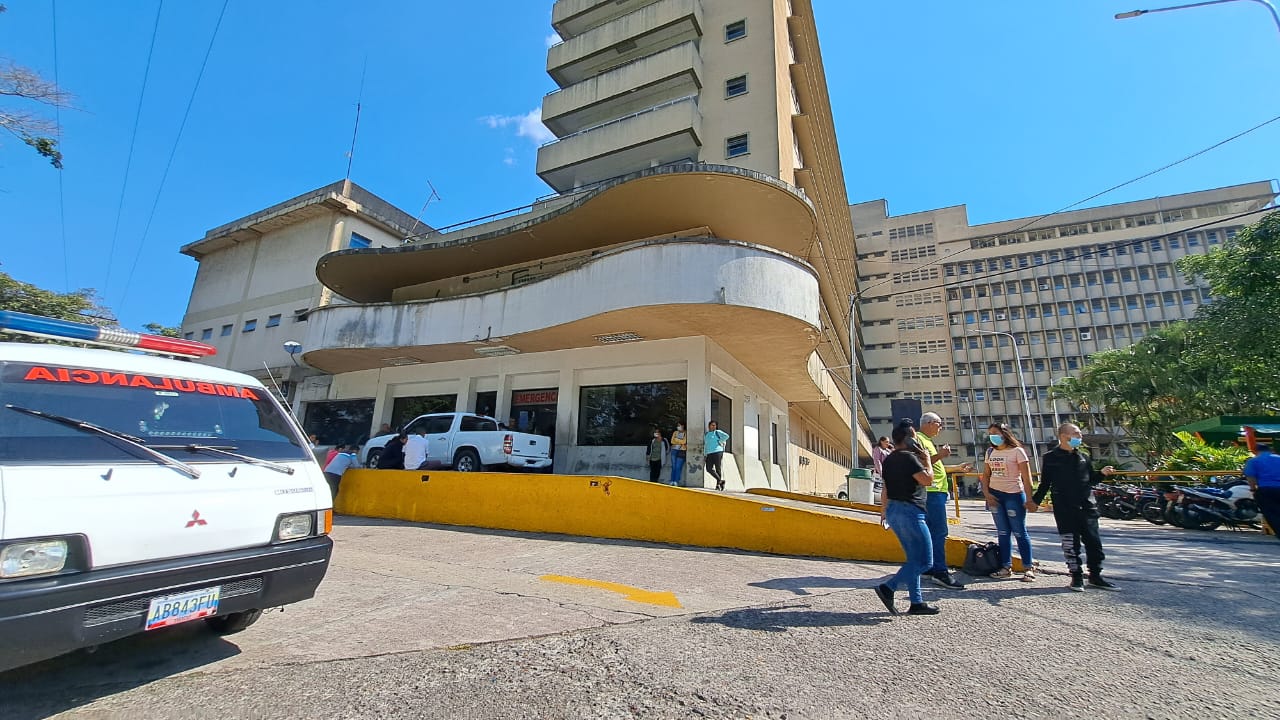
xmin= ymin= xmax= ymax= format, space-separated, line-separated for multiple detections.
xmin=315 ymin=164 xmax=818 ymax=303
xmin=303 ymin=239 xmax=826 ymax=401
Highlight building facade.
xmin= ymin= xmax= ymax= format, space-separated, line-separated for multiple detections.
xmin=290 ymin=0 xmax=869 ymax=490
xmin=852 ymin=180 xmax=1279 ymax=471
xmin=178 ymin=180 xmax=427 ymax=404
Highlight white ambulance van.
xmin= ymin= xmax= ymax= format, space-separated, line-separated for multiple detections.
xmin=0 ymin=311 xmax=333 ymax=672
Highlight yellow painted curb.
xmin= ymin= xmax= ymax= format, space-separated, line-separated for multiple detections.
xmin=335 ymin=470 xmax=980 ymax=568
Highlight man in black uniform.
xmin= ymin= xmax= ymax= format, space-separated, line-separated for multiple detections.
xmin=1029 ymin=422 xmax=1119 ymax=592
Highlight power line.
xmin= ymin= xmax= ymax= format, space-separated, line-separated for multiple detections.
xmin=117 ymin=0 xmax=230 ymax=315
xmin=852 ymin=112 xmax=1280 ymax=300
xmin=103 ymin=0 xmax=164 ymax=299
xmin=50 ymin=0 xmax=69 ymax=291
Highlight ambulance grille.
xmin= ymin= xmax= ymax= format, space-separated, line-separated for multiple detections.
xmin=82 ymin=577 xmax=263 ymax=627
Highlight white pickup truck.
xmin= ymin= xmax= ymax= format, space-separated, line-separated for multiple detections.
xmin=360 ymin=412 xmax=552 ymax=472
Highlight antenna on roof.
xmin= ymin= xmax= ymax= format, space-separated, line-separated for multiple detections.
xmin=344 ymin=55 xmax=369 ymax=181
xmin=408 ymin=180 xmax=443 ymax=237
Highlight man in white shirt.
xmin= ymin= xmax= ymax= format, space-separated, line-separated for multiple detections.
xmin=403 ymin=429 xmax=430 ymax=471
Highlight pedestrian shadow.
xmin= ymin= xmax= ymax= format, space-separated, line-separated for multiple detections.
xmin=692 ymin=604 xmax=890 ymax=632
xmin=747 ymin=575 xmax=869 ymax=596
xmin=0 ymin=624 xmax=241 ymax=720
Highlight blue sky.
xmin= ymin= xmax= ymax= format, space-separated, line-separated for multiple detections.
xmin=1 ymin=1 xmax=1276 ymax=331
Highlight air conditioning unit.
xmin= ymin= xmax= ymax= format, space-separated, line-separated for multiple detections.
xmin=996 ymin=313 xmax=1007 ymax=320
xmin=1080 ymin=331 xmax=1092 ymax=340
xmin=1039 ymin=284 xmax=1050 ymax=291
xmin=1118 ymin=448 xmax=1132 ymax=457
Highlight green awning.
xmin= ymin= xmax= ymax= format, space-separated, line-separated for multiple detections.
xmin=1173 ymin=416 xmax=1280 ymax=443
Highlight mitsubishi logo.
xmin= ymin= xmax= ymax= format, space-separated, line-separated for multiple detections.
xmin=185 ymin=510 xmax=208 ymax=528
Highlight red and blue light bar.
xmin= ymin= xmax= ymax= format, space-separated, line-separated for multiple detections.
xmin=0 ymin=311 xmax=217 ymax=358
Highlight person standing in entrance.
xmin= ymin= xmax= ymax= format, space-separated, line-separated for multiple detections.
xmin=874 ymin=423 xmax=940 ymax=616
xmin=669 ymin=422 xmax=688 ymax=486
xmin=916 ymin=412 xmax=964 ymax=590
xmin=871 ymin=436 xmax=892 ymax=477
xmin=647 ymin=429 xmax=668 ymax=483
xmin=1030 ymin=423 xmax=1119 ymax=591
xmin=980 ymin=423 xmax=1036 ymax=581
xmin=705 ymin=421 xmax=730 ymax=491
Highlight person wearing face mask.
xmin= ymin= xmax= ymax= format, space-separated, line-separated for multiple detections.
xmin=669 ymin=422 xmax=688 ymax=486
xmin=1030 ymin=422 xmax=1118 ymax=592
xmin=980 ymin=423 xmax=1035 ymax=581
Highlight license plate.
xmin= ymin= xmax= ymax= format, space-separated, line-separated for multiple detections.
xmin=145 ymin=586 xmax=221 ymax=630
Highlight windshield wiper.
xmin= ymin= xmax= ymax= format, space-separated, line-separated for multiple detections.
xmin=152 ymin=444 xmax=295 ymax=475
xmin=5 ymin=404 xmax=201 ymax=479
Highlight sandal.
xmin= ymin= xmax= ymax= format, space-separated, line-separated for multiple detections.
xmin=1021 ymin=569 xmax=1036 ymax=582
xmin=989 ymin=567 xmax=1012 ymax=579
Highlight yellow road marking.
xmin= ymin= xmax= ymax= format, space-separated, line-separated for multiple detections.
xmin=540 ymin=574 xmax=682 ymax=608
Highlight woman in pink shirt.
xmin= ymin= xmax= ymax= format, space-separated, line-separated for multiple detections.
xmin=980 ymin=423 xmax=1036 ymax=581
xmin=871 ymin=436 xmax=892 ymax=476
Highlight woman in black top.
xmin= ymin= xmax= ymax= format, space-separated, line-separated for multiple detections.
xmin=874 ymin=423 xmax=941 ymax=616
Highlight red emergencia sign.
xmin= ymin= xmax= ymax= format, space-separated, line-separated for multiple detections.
xmin=512 ymin=390 xmax=558 ymax=406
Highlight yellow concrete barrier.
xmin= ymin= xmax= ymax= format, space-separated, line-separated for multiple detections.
xmin=335 ymin=470 xmax=981 ymax=568
xmin=745 ymin=487 xmax=881 ymax=514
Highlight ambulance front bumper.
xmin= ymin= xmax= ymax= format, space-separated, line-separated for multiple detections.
xmin=0 ymin=535 xmax=332 ymax=673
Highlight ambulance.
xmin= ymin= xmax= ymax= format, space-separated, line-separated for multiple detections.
xmin=0 ymin=311 xmax=333 ymax=672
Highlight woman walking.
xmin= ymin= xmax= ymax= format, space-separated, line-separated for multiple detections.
xmin=704 ymin=421 xmax=730 ymax=490
xmin=873 ymin=423 xmax=940 ymax=616
xmin=980 ymin=423 xmax=1036 ymax=581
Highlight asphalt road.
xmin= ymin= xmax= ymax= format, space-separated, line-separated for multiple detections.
xmin=3 ymin=501 xmax=1278 ymax=720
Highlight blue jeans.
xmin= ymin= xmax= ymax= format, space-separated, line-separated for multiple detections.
xmin=990 ymin=488 xmax=1034 ymax=568
xmin=670 ymin=451 xmax=685 ymax=486
xmin=925 ymin=491 xmax=950 ymax=575
xmin=885 ymin=500 xmax=933 ymax=604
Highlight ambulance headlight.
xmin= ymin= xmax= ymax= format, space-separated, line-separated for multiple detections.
xmin=275 ymin=513 xmax=314 ymax=542
xmin=1 ymin=539 xmax=69 ymax=578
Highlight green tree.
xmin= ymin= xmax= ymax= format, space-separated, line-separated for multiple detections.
xmin=0 ymin=269 xmax=110 ymax=324
xmin=142 ymin=323 xmax=181 ymax=338
xmin=0 ymin=6 xmax=72 ymax=168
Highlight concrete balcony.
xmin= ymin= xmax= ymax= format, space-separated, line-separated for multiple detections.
xmin=552 ymin=0 xmax=664 ymax=38
xmin=547 ymin=0 xmax=703 ymax=86
xmin=536 ymin=95 xmax=701 ymax=193
xmin=543 ymin=41 xmax=702 ymax=136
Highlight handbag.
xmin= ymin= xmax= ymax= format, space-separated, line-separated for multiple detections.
xmin=962 ymin=541 xmax=1001 ymax=576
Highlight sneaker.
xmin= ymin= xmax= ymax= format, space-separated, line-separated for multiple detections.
xmin=989 ymin=567 xmax=1013 ymax=579
xmin=874 ymin=583 xmax=898 ymax=615
xmin=1069 ymin=573 xmax=1085 ymax=592
xmin=1088 ymin=575 xmax=1120 ymax=591
xmin=930 ymin=572 xmax=966 ymax=590
xmin=907 ymin=602 xmax=941 ymax=615
xmin=1021 ymin=568 xmax=1036 ymax=582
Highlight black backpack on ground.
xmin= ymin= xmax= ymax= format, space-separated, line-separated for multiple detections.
xmin=962 ymin=541 xmax=1001 ymax=576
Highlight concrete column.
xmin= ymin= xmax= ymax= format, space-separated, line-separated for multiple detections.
xmin=495 ymin=373 xmax=514 ymax=428
xmin=777 ymin=409 xmax=791 ymax=489
xmin=554 ymin=369 xmax=576 ymax=474
xmin=732 ymin=385 xmax=748 ymax=480
xmin=456 ymin=376 xmax=478 ymax=413
xmin=317 ymin=215 xmax=347 ymax=309
xmin=758 ymin=399 xmax=774 ymax=483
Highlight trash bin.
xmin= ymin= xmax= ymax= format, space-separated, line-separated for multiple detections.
xmin=844 ymin=467 xmax=875 ymax=504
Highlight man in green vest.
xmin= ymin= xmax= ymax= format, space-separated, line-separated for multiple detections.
xmin=916 ymin=412 xmax=965 ymax=589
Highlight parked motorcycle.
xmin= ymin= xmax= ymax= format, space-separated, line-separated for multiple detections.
xmin=1094 ymin=484 xmax=1143 ymax=520
xmin=1169 ymin=479 xmax=1259 ymax=531
xmin=1139 ymin=483 xmax=1180 ymax=526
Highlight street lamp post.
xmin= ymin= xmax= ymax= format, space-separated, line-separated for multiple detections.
xmin=1116 ymin=0 xmax=1280 ymax=36
xmin=968 ymin=328 xmax=1040 ymax=471
xmin=848 ymin=293 xmax=861 ymax=471
xmin=1049 ymin=376 xmax=1069 ymax=433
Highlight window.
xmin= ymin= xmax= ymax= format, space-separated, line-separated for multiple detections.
xmin=725 ymin=19 xmax=747 ymax=42
xmin=220 ymin=324 xmax=233 ymax=337
xmin=1150 ymin=238 xmax=1163 ymax=251
xmin=183 ymin=332 xmax=194 ymax=340
xmin=725 ymin=133 xmax=749 ymax=158
xmin=1138 ymin=267 xmax=1152 ymax=281
xmin=725 ymin=75 xmax=748 ymax=98
xmin=266 ymin=314 xmax=282 ymax=328
xmin=304 ymin=399 xmax=376 ymax=447
xmin=459 ymin=415 xmax=498 ymax=432
xmin=1157 ymin=265 xmax=1171 ymax=279
xmin=578 ymin=381 xmax=687 ymax=446
xmin=200 ymin=328 xmax=213 ymax=340
xmin=393 ymin=395 xmax=458 ymax=431
xmin=243 ymin=319 xmax=257 ymax=333
xmin=1186 ymin=233 xmax=1201 ymax=247
xmin=348 ymin=233 xmax=371 ymax=249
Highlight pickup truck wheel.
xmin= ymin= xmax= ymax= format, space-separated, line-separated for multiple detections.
xmin=454 ymin=448 xmax=482 ymax=472
xmin=364 ymin=448 xmax=383 ymax=469
xmin=205 ymin=609 xmax=262 ymax=635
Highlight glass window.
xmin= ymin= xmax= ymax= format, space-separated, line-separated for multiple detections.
xmin=578 ymin=381 xmax=687 ymax=446
xmin=726 ymin=133 xmax=750 ymax=158
xmin=1186 ymin=233 xmax=1200 ymax=247
xmin=725 ymin=75 xmax=748 ymax=98
xmin=391 ymin=395 xmax=457 ymax=431
xmin=1138 ymin=267 xmax=1152 ymax=281
xmin=405 ymin=415 xmax=453 ymax=436
xmin=459 ymin=415 xmax=498 ymax=432
xmin=183 ymin=332 xmax=194 ymax=340
xmin=243 ymin=319 xmax=257 ymax=333
xmin=348 ymin=233 xmax=371 ymax=249
xmin=303 ymin=398 xmax=376 ymax=448
xmin=725 ymin=19 xmax=747 ymax=42
xmin=220 ymin=324 xmax=232 ymax=337
xmin=1157 ymin=265 xmax=1171 ymax=279
xmin=0 ymin=363 xmax=310 ymax=464
xmin=200 ymin=328 xmax=213 ymax=340
xmin=266 ymin=314 xmax=281 ymax=328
